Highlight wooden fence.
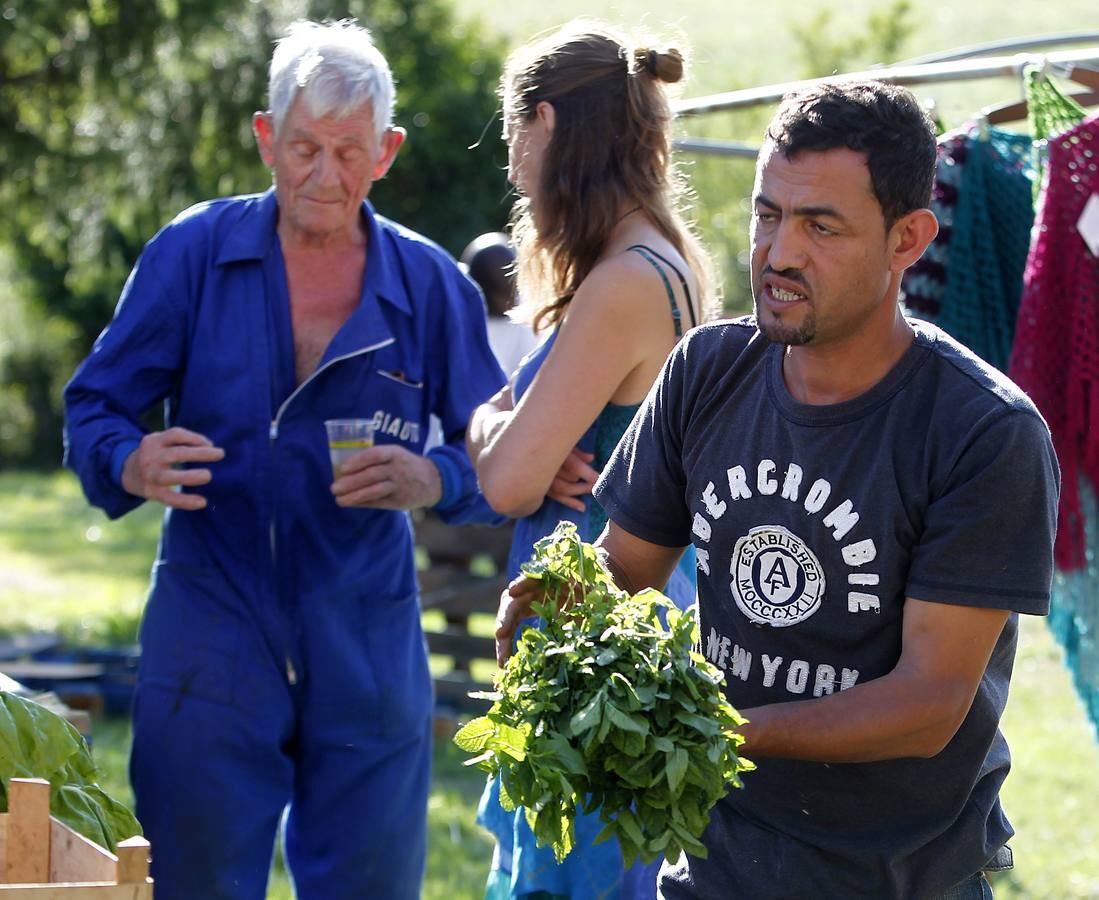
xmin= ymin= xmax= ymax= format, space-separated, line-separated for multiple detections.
xmin=414 ymin=511 xmax=513 ymax=719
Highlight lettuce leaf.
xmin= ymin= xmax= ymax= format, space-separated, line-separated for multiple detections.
xmin=0 ymin=691 xmax=142 ymax=851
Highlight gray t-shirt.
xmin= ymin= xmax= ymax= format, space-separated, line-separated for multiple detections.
xmin=594 ymin=318 xmax=1059 ymax=899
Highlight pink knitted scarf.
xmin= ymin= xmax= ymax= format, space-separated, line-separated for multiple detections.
xmin=1009 ymin=113 xmax=1099 ymax=570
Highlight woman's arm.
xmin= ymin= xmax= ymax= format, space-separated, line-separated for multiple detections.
xmin=473 ymin=254 xmax=677 ymax=518
xmin=467 ymin=381 xmax=514 ymax=468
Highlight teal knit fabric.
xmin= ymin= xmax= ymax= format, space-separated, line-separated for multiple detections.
xmin=935 ymin=127 xmax=1035 ymax=371
xmin=588 ymin=402 xmax=641 ymax=539
xmin=1049 ymin=475 xmax=1099 ymax=740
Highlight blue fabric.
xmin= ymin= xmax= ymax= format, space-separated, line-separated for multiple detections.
xmin=932 ymin=872 xmax=994 ymax=900
xmin=480 ymin=329 xmax=697 ymax=900
xmin=130 ymin=585 xmax=433 ymax=900
xmin=63 ymin=189 xmax=506 ymax=898
xmin=504 ymin=332 xmax=597 ymax=581
xmin=1049 ymin=474 xmax=1099 ymax=739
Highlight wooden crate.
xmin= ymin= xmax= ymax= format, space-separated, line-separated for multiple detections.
xmin=0 ymin=779 xmax=151 ymax=898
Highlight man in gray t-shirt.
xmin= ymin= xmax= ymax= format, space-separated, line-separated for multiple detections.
xmin=496 ymin=81 xmax=1059 ymax=899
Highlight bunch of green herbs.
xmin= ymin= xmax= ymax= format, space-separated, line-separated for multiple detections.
xmin=455 ymin=522 xmax=753 ymax=865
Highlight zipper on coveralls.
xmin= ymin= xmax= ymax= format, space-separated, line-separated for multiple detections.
xmin=267 ymin=337 xmax=397 ymax=688
xmin=269 ymin=419 xmax=296 ymax=685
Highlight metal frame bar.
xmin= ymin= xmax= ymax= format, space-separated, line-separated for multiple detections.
xmin=896 ymin=32 xmax=1099 ymax=66
xmin=673 ymin=45 xmax=1099 ymax=117
xmin=673 ymin=137 xmax=760 ymax=159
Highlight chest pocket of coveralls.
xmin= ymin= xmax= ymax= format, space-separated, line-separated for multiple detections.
xmin=367 ymin=351 xmax=429 ymax=450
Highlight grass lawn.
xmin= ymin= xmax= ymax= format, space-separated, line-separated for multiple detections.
xmin=2 ymin=469 xmax=1099 ymax=897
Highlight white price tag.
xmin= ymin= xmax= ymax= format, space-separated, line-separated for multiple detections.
xmin=1078 ymin=193 xmax=1099 ymax=257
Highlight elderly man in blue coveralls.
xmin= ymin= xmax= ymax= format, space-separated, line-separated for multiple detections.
xmin=63 ymin=19 xmax=505 ymax=900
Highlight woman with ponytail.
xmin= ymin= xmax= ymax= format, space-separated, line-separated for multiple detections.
xmin=466 ymin=19 xmax=717 ymax=900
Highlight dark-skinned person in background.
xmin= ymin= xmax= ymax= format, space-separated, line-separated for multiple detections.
xmin=461 ymin=231 xmax=538 ymax=378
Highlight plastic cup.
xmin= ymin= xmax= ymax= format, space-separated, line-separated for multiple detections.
xmin=325 ymin=419 xmax=375 ymax=477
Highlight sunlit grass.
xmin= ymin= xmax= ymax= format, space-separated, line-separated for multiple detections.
xmin=988 ymin=614 xmax=1099 ymax=899
xmin=0 ymin=471 xmax=158 ymax=643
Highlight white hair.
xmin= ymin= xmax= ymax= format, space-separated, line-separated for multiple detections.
xmin=268 ymin=19 xmax=395 ymax=138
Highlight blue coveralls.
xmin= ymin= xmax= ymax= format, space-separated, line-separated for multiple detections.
xmin=63 ymin=189 xmax=506 ymax=899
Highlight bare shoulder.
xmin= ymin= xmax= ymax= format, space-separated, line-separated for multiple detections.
xmin=566 ymin=244 xmax=686 ymax=333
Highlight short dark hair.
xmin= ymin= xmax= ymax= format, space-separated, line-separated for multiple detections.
xmin=461 ymin=233 xmax=516 ymax=318
xmin=764 ymin=80 xmax=936 ymax=227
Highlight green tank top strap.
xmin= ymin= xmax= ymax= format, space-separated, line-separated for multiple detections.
xmin=625 ymin=244 xmax=697 ymax=336
xmin=628 ymin=244 xmax=698 ymax=328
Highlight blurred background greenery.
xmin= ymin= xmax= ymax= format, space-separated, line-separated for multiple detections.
xmin=2 ymin=1 xmax=1099 ymax=896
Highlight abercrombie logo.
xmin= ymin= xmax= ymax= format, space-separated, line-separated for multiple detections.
xmin=731 ymin=525 xmax=825 ymax=627
xmin=692 ymin=458 xmax=882 ymax=619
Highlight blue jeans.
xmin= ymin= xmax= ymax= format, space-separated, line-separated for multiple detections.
xmin=933 ymin=871 xmax=993 ymax=900
xmin=933 ymin=845 xmax=1011 ymax=900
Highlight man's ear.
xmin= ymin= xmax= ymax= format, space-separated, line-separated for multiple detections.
xmin=372 ymin=126 xmax=407 ymax=181
xmin=253 ymin=111 xmax=275 ymax=167
xmin=888 ymin=208 xmax=939 ymax=274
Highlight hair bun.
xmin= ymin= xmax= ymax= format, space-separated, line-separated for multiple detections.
xmin=635 ymin=46 xmax=684 ymax=84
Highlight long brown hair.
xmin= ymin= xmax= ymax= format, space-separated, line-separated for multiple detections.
xmin=503 ymin=20 xmax=717 ymax=332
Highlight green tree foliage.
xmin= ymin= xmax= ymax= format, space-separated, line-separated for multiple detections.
xmin=792 ymin=0 xmax=915 ymax=78
xmin=1 ymin=1 xmax=261 ymax=344
xmin=0 ymin=253 xmax=80 ymax=469
xmin=0 ymin=0 xmax=507 ymax=467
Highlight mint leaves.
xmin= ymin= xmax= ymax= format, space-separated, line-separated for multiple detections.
xmin=454 ymin=522 xmax=753 ymax=866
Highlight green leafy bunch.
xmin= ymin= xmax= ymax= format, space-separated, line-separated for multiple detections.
xmin=454 ymin=522 xmax=754 ymax=866
xmin=0 ymin=691 xmax=142 ymax=851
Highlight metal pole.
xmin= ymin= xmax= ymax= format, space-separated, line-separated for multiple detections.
xmin=673 ymin=138 xmax=760 ymax=158
xmin=896 ymin=32 xmax=1099 ymax=66
xmin=673 ymin=46 xmax=1099 ymax=117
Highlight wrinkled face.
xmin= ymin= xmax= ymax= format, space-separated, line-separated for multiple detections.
xmin=750 ymin=145 xmax=894 ymax=348
xmin=255 ymin=97 xmax=402 ymax=242
xmin=503 ymin=96 xmax=553 ymax=202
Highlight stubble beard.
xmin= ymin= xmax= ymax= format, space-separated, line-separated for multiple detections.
xmin=756 ymin=298 xmax=817 ymax=346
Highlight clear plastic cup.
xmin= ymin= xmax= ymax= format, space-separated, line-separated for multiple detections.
xmin=324 ymin=419 xmax=375 ymax=477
